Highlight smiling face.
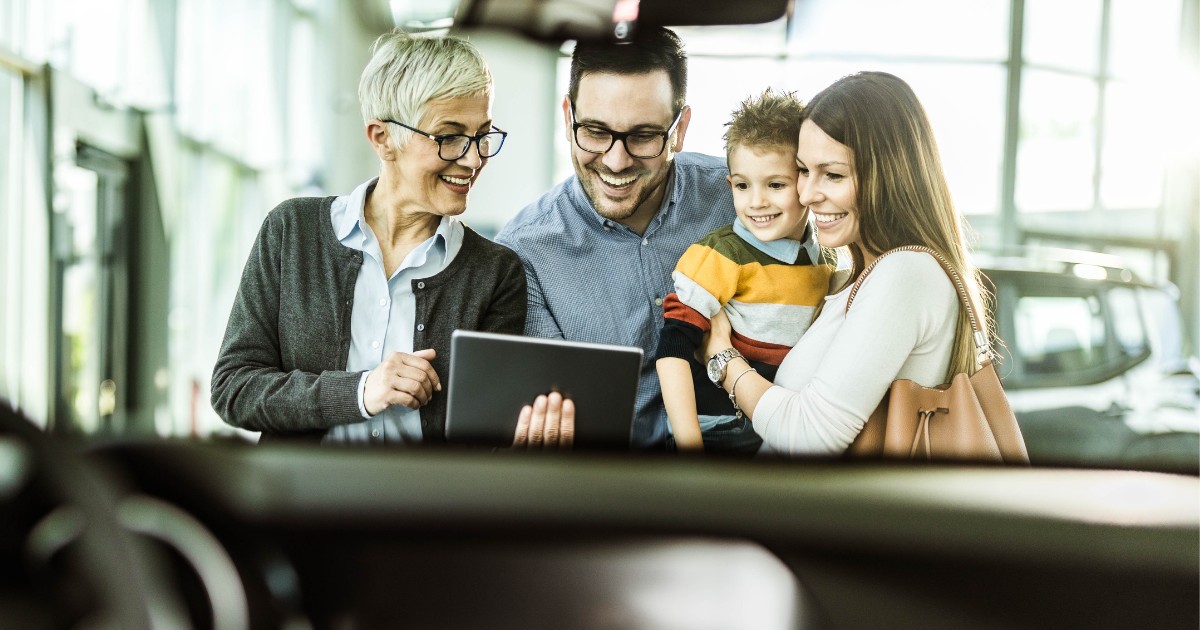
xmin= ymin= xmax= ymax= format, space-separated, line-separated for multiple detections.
xmin=796 ymin=119 xmax=859 ymax=251
xmin=376 ymin=93 xmax=493 ymax=218
xmin=726 ymin=144 xmax=808 ymax=242
xmin=566 ymin=71 xmax=689 ymax=233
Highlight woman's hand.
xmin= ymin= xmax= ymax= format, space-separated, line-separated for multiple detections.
xmin=363 ymin=349 xmax=441 ymax=415
xmin=512 ymin=392 xmax=574 ymax=450
xmin=703 ymin=310 xmax=735 ymax=362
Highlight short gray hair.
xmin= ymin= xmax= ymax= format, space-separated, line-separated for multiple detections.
xmin=358 ymin=31 xmax=493 ymax=149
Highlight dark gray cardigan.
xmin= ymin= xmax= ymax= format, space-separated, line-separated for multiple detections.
xmin=210 ymin=196 xmax=526 ymax=442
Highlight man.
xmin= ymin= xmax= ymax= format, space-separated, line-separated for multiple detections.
xmin=495 ymin=27 xmax=737 ymax=448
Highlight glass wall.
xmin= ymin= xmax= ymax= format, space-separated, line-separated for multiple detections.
xmin=1018 ymin=0 xmax=1183 ymax=216
xmin=0 ymin=0 xmax=336 ymax=436
xmin=560 ymin=1 xmax=1015 ymax=220
xmin=0 ymin=49 xmax=51 ymax=424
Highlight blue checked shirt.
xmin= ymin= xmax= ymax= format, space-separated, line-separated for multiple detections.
xmin=495 ymin=153 xmax=736 ymax=448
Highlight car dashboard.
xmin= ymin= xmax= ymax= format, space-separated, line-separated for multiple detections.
xmin=3 ymin=426 xmax=1196 ymax=630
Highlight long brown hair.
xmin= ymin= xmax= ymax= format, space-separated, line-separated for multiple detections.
xmin=801 ymin=71 xmax=997 ymax=379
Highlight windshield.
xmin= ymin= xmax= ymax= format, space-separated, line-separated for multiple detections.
xmin=0 ymin=0 xmax=1196 ymax=474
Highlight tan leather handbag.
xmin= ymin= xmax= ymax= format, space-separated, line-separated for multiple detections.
xmin=843 ymin=246 xmax=1030 ymax=465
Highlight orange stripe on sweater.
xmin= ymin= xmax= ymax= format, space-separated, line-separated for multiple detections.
xmin=732 ymin=329 xmax=791 ymax=366
xmin=662 ymin=293 xmax=710 ymax=331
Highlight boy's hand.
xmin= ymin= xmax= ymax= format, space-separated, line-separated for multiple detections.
xmin=703 ymin=311 xmax=734 ymax=361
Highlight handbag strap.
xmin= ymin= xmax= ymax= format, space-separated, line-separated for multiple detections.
xmin=844 ymin=245 xmax=992 ymax=368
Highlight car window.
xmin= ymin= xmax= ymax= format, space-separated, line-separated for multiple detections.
xmin=993 ymin=269 xmax=1160 ymax=393
xmin=1107 ymin=286 xmax=1148 ymax=360
xmin=1014 ymin=292 xmax=1110 ymax=379
xmin=1137 ymin=286 xmax=1192 ymax=372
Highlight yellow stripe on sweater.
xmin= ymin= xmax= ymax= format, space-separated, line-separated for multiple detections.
xmin=674 ymin=244 xmax=743 ymax=305
xmin=675 ymin=244 xmax=833 ymax=307
xmin=736 ymin=262 xmax=832 ymax=306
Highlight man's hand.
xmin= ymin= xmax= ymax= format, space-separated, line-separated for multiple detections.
xmin=363 ymin=349 xmax=441 ymax=416
xmin=512 ymin=391 xmax=575 ymax=450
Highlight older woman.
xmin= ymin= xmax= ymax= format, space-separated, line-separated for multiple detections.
xmin=211 ymin=31 xmax=525 ymax=444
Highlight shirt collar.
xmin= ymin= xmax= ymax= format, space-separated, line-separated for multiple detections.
xmin=731 ymin=218 xmax=820 ymax=264
xmin=336 ymin=176 xmax=456 ymax=257
xmin=431 ymin=213 xmax=456 ymax=247
xmin=410 ymin=215 xmax=455 ymax=269
xmin=335 ymin=177 xmax=379 ymax=242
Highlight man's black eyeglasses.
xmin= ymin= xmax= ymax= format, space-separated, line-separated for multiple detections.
xmin=384 ymin=120 xmax=507 ymax=161
xmin=568 ymin=102 xmax=683 ymax=159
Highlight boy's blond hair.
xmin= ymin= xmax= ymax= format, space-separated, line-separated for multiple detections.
xmin=723 ymin=88 xmax=805 ymax=157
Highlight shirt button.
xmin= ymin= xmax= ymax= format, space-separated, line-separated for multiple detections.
xmin=416 ymin=324 xmax=425 ymax=332
xmin=417 ymin=281 xmax=425 ymax=289
xmin=371 ymin=341 xmax=380 ymax=349
xmin=379 ymin=298 xmax=387 ymax=306
xmin=655 ymin=297 xmax=663 ymax=306
xmin=371 ymin=430 xmax=380 ymax=438
xmin=642 ymin=239 xmax=649 ymax=246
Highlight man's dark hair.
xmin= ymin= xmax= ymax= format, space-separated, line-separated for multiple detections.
xmin=568 ymin=26 xmax=688 ymax=114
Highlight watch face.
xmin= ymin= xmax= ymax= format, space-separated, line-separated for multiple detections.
xmin=707 ymin=356 xmax=723 ymax=384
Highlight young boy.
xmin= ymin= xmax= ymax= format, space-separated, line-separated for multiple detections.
xmin=655 ymin=89 xmax=837 ymax=454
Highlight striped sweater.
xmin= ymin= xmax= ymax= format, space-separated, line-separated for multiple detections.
xmin=656 ymin=222 xmax=836 ymax=415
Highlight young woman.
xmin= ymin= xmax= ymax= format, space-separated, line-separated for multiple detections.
xmin=702 ymin=71 xmax=998 ymax=455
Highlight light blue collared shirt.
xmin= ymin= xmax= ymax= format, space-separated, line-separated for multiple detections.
xmin=323 ymin=177 xmax=464 ymax=444
xmin=730 ymin=216 xmax=820 ymax=266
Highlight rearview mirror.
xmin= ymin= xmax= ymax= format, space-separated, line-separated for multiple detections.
xmin=393 ymin=0 xmax=792 ymax=42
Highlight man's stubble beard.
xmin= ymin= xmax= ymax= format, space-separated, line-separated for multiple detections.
xmin=574 ymin=154 xmax=672 ymax=224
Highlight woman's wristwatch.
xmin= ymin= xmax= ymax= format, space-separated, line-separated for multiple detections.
xmin=706 ymin=348 xmax=743 ymax=387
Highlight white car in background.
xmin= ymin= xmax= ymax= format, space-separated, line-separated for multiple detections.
xmin=979 ymin=247 xmax=1200 ymax=472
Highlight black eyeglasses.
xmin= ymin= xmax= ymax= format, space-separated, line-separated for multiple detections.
xmin=568 ymin=102 xmax=683 ymax=159
xmin=383 ymin=120 xmax=507 ymax=161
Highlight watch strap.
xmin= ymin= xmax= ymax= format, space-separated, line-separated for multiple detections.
xmin=709 ymin=348 xmax=743 ymax=386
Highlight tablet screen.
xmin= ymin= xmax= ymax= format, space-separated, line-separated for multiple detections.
xmin=445 ymin=330 xmax=642 ymax=449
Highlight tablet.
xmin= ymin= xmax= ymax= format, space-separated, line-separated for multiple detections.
xmin=445 ymin=330 xmax=642 ymax=449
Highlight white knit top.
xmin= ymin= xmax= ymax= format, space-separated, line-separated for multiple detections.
xmin=752 ymin=251 xmax=960 ymax=455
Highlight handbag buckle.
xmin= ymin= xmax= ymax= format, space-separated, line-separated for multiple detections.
xmin=974 ymin=331 xmax=993 ymax=367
